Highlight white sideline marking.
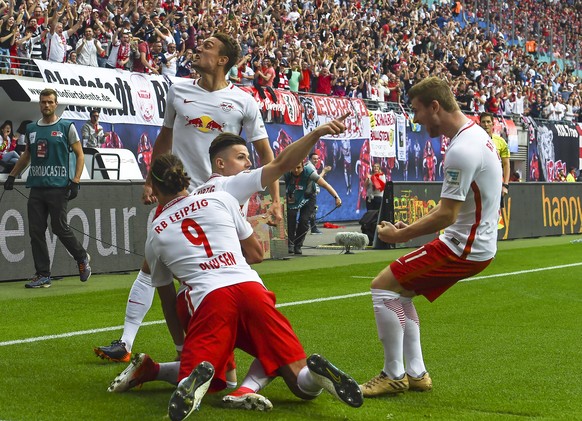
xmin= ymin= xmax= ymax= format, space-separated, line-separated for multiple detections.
xmin=2 ymin=262 xmax=581 ymax=347
xmin=276 ymin=292 xmax=370 ymax=308
xmin=351 ymin=261 xmax=582 ymax=282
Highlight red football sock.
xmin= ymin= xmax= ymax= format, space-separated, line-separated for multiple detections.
xmin=141 ymin=362 xmax=160 ymax=383
xmin=228 ymin=386 xmax=255 ymax=397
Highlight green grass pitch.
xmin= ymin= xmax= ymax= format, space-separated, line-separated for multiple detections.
xmin=1 ymin=235 xmax=581 ymax=420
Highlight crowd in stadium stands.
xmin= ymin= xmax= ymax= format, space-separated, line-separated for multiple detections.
xmin=0 ymin=0 xmax=580 ymax=121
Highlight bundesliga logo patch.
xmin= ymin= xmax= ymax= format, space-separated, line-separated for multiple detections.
xmin=445 ymin=169 xmax=461 ymax=185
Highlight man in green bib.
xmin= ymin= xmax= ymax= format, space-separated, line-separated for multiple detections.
xmin=4 ymin=88 xmax=91 ymax=288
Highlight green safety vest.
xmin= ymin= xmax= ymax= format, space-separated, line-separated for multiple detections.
xmin=26 ymin=119 xmax=75 ymax=188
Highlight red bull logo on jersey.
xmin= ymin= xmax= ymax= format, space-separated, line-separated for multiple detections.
xmin=185 ymin=115 xmax=224 ymax=133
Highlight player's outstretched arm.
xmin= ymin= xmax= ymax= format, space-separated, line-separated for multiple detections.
xmin=378 ymin=198 xmax=461 ymax=243
xmin=260 ymin=113 xmax=349 ymax=187
xmin=254 ymin=138 xmax=283 ymax=226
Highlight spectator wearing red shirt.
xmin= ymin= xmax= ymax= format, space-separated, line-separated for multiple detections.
xmin=254 ymin=57 xmax=277 ymax=102
xmin=385 ymin=73 xmax=400 ymax=103
xmin=315 ymin=66 xmax=334 ymax=96
xmin=256 ymin=57 xmax=275 ymax=87
xmin=299 ymin=61 xmax=313 ymax=92
xmin=486 ymin=91 xmax=501 ymax=115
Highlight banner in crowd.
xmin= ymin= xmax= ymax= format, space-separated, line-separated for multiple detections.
xmin=238 ymin=86 xmax=302 ymax=126
xmin=505 ymin=119 xmax=519 ymax=153
xmin=34 ymin=60 xmax=187 ymax=126
xmin=528 ymin=120 xmax=579 ymax=181
xmin=369 ymin=111 xmax=396 ymax=159
xmin=299 ymin=94 xmax=370 ymax=140
xmin=396 ymin=113 xmax=407 ymax=161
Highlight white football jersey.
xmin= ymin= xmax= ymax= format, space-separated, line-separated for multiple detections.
xmin=163 ymin=80 xmax=268 ymax=189
xmin=439 ymin=121 xmax=502 ymax=261
xmin=146 ymin=191 xmax=263 ymax=309
xmin=192 ymin=168 xmax=265 ymax=211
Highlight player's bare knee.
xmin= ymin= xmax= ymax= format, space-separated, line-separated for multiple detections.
xmin=371 ymin=268 xmax=401 ymax=292
xmin=370 ymin=269 xmax=391 ymax=289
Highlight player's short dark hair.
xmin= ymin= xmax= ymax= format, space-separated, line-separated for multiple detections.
xmin=213 ymin=32 xmax=240 ymax=70
xmin=309 ymin=152 xmax=319 ymax=159
xmin=150 ymin=153 xmax=190 ymax=195
xmin=40 ymin=88 xmax=58 ymax=102
xmin=209 ymin=133 xmax=247 ymax=162
xmin=479 ymin=112 xmax=494 ymax=122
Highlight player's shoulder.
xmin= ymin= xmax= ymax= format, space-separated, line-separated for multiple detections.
xmin=228 ymin=83 xmax=256 ymax=102
xmin=199 ymin=189 xmax=238 ymax=204
xmin=169 ymin=79 xmax=195 ymax=93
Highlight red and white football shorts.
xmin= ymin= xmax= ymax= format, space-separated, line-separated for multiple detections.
xmin=390 ymin=238 xmax=492 ymax=302
xmin=178 ymin=281 xmax=306 ymax=391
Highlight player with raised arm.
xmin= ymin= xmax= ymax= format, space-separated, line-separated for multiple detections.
xmin=94 ymin=33 xmax=282 ymax=368
xmin=112 ymin=153 xmax=362 ymax=420
xmin=107 ymin=117 xmax=348 ymax=412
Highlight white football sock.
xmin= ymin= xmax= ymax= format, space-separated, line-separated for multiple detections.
xmin=371 ymin=288 xmax=406 ymax=379
xmin=239 ymin=358 xmax=273 ymax=392
xmin=297 ymin=365 xmax=322 ymax=397
xmin=157 ymin=361 xmax=180 ymax=385
xmin=400 ymin=297 xmax=427 ymax=378
xmin=120 ymin=271 xmax=154 ymax=351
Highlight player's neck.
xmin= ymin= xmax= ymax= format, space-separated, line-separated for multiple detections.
xmin=158 ymin=191 xmax=188 ymax=208
xmin=444 ymin=111 xmax=470 ymax=139
xmin=198 ymin=74 xmax=229 ymax=92
xmin=42 ymin=114 xmax=59 ymax=125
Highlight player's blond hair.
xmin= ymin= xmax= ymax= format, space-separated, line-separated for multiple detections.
xmin=408 ymin=77 xmax=459 ymax=113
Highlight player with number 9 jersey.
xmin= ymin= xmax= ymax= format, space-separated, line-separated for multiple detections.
xmin=146 ymin=191 xmax=263 ymax=309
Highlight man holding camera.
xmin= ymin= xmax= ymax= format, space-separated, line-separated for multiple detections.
xmin=3 ymin=89 xmax=91 ymax=288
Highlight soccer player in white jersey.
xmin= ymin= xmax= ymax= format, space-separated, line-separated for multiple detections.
xmin=112 ymin=154 xmax=362 ymax=420
xmin=94 ymin=33 xmax=282 ymax=365
xmin=359 ymin=77 xmax=502 ymax=397
xmin=108 ymin=117 xmax=348 ymax=411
